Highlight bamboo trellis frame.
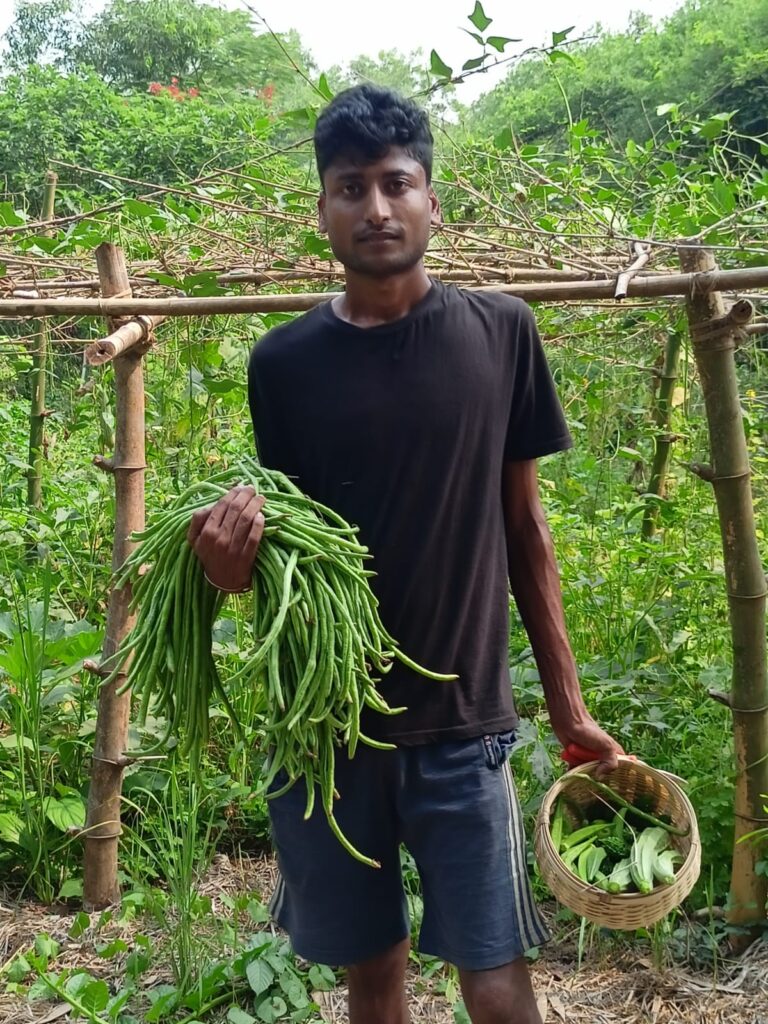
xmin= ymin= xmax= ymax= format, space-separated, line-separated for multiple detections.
xmin=1 ymin=264 xmax=768 ymax=327
xmin=2 ymin=151 xmax=767 ymax=929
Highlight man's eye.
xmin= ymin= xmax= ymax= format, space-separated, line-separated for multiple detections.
xmin=389 ymin=180 xmax=408 ymax=192
xmin=343 ymin=183 xmax=361 ymax=196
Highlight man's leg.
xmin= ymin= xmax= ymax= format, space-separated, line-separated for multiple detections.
xmin=459 ymin=959 xmax=542 ymax=1024
xmin=347 ymin=936 xmax=411 ymax=1024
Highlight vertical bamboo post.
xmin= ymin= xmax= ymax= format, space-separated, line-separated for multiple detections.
xmin=641 ymin=327 xmax=684 ymax=539
xmin=83 ymin=243 xmax=146 ymax=909
xmin=26 ymin=170 xmax=58 ymax=509
xmin=680 ymin=247 xmax=768 ymax=939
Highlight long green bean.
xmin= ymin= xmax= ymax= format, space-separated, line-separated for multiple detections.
xmin=108 ymin=462 xmax=456 ymax=866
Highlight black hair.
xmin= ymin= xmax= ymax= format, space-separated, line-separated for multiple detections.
xmin=314 ymin=84 xmax=433 ymax=185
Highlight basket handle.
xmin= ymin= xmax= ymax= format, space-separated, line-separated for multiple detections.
xmin=562 ymin=746 xmax=687 ymax=786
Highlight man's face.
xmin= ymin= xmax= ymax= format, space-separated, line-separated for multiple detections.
xmin=318 ymin=148 xmax=441 ymax=277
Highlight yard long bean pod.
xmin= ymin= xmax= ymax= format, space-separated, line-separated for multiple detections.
xmin=107 ymin=457 xmax=455 ymax=867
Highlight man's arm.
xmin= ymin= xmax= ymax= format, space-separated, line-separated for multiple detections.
xmin=502 ymin=458 xmax=623 ymax=772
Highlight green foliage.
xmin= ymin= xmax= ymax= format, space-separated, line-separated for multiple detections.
xmin=471 ymin=0 xmax=768 ymax=146
xmin=0 ymin=67 xmax=279 ymax=205
xmin=2 ymin=0 xmax=317 ymax=99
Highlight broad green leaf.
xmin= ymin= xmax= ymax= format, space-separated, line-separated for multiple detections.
xmin=656 ymin=102 xmax=678 ymax=117
xmin=462 ymin=57 xmax=487 ymax=71
xmin=35 ymin=934 xmax=60 ymax=960
xmin=0 ymin=734 xmax=35 ymax=751
xmin=202 ymin=377 xmax=240 ymax=396
xmin=469 ymin=1 xmax=492 ymax=31
xmin=60 ymin=880 xmax=85 ymax=903
xmin=279 ymin=972 xmax=309 ymax=1009
xmin=246 ymin=957 xmax=275 ymax=997
xmin=307 ymin=964 xmax=335 ymax=991
xmin=68 ymin=909 xmax=90 ymax=937
xmin=551 ymin=26 xmax=574 ymax=46
xmin=548 ymin=50 xmax=574 ymax=64
xmin=0 ymin=203 xmax=25 ymax=227
xmin=429 ymin=50 xmax=453 ymax=79
xmin=256 ymin=996 xmax=287 ymax=1023
xmin=494 ymin=126 xmax=514 ymax=151
xmin=81 ymin=979 xmax=110 ymax=1013
xmin=486 ymin=36 xmax=519 ymax=52
xmin=228 ymin=1009 xmax=257 ymax=1024
xmin=44 ymin=794 xmax=86 ymax=832
xmin=302 ymin=233 xmax=332 ymax=259
xmin=123 ymin=199 xmax=160 ymax=220
xmin=317 ymin=74 xmax=334 ymax=102
xmin=712 ymin=177 xmax=736 ymax=213
xmin=0 ymin=811 xmax=24 ymax=845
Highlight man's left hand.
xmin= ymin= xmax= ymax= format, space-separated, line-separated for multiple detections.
xmin=549 ymin=710 xmax=624 ymax=776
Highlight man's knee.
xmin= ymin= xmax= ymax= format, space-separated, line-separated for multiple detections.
xmin=459 ymin=958 xmax=542 ymax=1024
xmin=346 ymin=937 xmax=410 ymax=1024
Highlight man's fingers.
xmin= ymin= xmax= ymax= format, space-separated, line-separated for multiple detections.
xmin=218 ymin=485 xmax=259 ymax=534
xmin=242 ymin=511 xmax=266 ymax=563
xmin=230 ymin=494 xmax=265 ymax=549
xmin=204 ymin=485 xmax=255 ymax=531
xmin=187 ymin=504 xmax=213 ymax=544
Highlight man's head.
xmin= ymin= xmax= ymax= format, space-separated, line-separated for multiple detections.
xmin=314 ymin=85 xmax=440 ymax=278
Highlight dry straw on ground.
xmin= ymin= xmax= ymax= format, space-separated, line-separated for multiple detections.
xmin=1 ymin=854 xmax=767 ymax=1024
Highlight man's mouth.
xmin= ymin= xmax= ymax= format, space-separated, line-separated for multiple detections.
xmin=358 ymin=232 xmax=401 ymax=243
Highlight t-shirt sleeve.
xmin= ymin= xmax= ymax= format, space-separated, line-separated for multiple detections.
xmin=504 ymin=303 xmax=573 ymax=461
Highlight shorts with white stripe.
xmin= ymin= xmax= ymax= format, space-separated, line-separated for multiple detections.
xmin=267 ymin=731 xmax=550 ymax=970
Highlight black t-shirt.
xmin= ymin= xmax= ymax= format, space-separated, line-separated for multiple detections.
xmin=247 ymin=281 xmax=572 ymax=745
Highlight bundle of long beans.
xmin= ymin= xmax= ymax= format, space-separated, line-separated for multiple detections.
xmin=107 ymin=457 xmax=453 ymax=866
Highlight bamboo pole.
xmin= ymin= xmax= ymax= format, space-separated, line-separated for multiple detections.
xmin=2 ymin=264 xmax=768 ymax=317
xmin=641 ymin=327 xmax=684 ymax=539
xmin=26 ymin=171 xmax=58 ymax=509
xmin=680 ymin=247 xmax=768 ymax=941
xmin=83 ymin=243 xmax=146 ymax=910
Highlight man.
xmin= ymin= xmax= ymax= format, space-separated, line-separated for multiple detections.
xmin=189 ymin=85 xmax=622 ymax=1024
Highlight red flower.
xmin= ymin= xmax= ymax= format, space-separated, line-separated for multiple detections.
xmin=188 ymin=87 xmax=199 ymax=98
xmin=147 ymin=81 xmax=162 ymax=94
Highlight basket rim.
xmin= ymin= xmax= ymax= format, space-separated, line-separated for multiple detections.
xmin=534 ymin=755 xmax=702 ymax=913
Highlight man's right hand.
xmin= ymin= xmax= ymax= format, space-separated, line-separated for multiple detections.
xmin=187 ymin=484 xmax=266 ymax=593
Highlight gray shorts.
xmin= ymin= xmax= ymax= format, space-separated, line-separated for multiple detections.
xmin=267 ymin=731 xmax=550 ymax=970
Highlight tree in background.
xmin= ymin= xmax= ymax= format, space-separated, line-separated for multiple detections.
xmin=470 ymin=0 xmax=768 ymax=147
xmin=1 ymin=0 xmax=316 ymax=101
xmin=2 ymin=0 xmax=80 ymax=71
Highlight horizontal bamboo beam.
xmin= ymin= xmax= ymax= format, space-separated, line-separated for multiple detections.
xmin=216 ymin=266 xmax=647 ymax=285
xmin=2 ymin=265 xmax=767 ymax=317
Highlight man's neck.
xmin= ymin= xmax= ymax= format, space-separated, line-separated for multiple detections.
xmin=332 ymin=266 xmax=432 ymax=328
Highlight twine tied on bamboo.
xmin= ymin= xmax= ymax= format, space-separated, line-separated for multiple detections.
xmin=688 ymin=298 xmax=754 ymax=351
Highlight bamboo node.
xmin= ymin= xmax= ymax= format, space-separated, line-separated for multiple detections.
xmin=725 ymin=589 xmax=768 ymax=602
xmin=711 ymin=469 xmax=752 ymax=483
xmin=730 ymin=700 xmax=768 ymax=714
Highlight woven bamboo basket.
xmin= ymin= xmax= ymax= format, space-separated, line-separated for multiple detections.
xmin=534 ymin=755 xmax=701 ymax=929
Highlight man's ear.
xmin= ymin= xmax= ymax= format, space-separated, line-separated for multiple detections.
xmin=318 ymin=192 xmax=327 ymax=233
xmin=429 ymin=187 xmax=442 ymax=228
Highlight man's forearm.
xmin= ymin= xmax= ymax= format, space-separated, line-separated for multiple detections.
xmin=506 ymin=508 xmax=588 ymax=723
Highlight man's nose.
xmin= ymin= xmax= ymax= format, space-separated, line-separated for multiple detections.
xmin=364 ymin=186 xmax=391 ymax=225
